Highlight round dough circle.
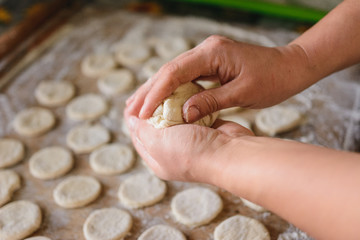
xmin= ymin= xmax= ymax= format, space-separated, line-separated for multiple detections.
xmin=0 ymin=170 xmax=21 ymax=207
xmin=13 ymin=107 xmax=55 ymax=137
xmin=0 ymin=138 xmax=24 ymax=168
xmin=25 ymin=237 xmax=51 ymax=240
xmin=90 ymin=143 xmax=134 ymax=175
xmin=66 ymin=94 xmax=108 ymax=121
xmin=29 ymin=146 xmax=73 ymax=180
xmin=0 ymin=200 xmax=42 ymax=240
xmin=97 ymin=69 xmax=135 ymax=96
xmin=81 ymin=54 xmax=116 ymax=78
xmin=114 ymin=42 xmax=151 ymax=66
xmin=53 ymin=175 xmax=101 ymax=208
xmin=66 ymin=124 xmax=110 ymax=154
xmin=171 ymin=187 xmax=223 ymax=227
xmin=142 ymin=57 xmax=166 ymax=79
xmin=148 ymin=82 xmax=218 ymax=128
xmin=118 ymin=173 xmax=166 ymax=208
xmin=83 ymin=208 xmax=132 ymax=240
xmin=155 ymin=36 xmax=190 ymax=60
xmin=138 ymin=225 xmax=186 ymax=240
xmin=35 ymin=81 xmax=75 ymax=107
xmin=214 ymin=215 xmax=270 ymax=240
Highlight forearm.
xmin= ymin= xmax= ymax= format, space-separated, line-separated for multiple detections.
xmin=209 ymin=137 xmax=360 ymax=240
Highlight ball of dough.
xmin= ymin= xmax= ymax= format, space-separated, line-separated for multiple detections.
xmin=142 ymin=57 xmax=166 ymax=79
xmin=90 ymin=143 xmax=135 ymax=175
xmin=155 ymin=36 xmax=190 ymax=60
xmin=0 ymin=138 xmax=24 ymax=168
xmin=66 ymin=94 xmax=108 ymax=121
xmin=0 ymin=200 xmax=42 ymax=240
xmin=114 ymin=42 xmax=151 ymax=66
xmin=97 ymin=69 xmax=135 ymax=96
xmin=13 ymin=107 xmax=55 ymax=137
xmin=138 ymin=225 xmax=186 ymax=240
xmin=118 ymin=173 xmax=166 ymax=208
xmin=214 ymin=215 xmax=270 ymax=240
xmin=29 ymin=146 xmax=74 ymax=180
xmin=83 ymin=208 xmax=132 ymax=240
xmin=53 ymin=175 xmax=101 ymax=208
xmin=0 ymin=170 xmax=21 ymax=207
xmin=81 ymin=54 xmax=116 ymax=78
xmin=66 ymin=124 xmax=110 ymax=154
xmin=171 ymin=187 xmax=223 ymax=227
xmin=35 ymin=81 xmax=75 ymax=107
xmin=148 ymin=82 xmax=218 ymax=128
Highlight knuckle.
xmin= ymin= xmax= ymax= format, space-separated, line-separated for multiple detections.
xmin=199 ymin=92 xmax=219 ymax=115
xmin=205 ymin=35 xmax=230 ymax=48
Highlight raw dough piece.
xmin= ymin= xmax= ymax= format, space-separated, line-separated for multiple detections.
xmin=66 ymin=94 xmax=108 ymax=121
xmin=142 ymin=57 xmax=166 ymax=78
xmin=90 ymin=143 xmax=134 ymax=175
xmin=148 ymin=82 xmax=218 ymax=128
xmin=13 ymin=107 xmax=55 ymax=137
xmin=241 ymin=198 xmax=266 ymax=212
xmin=255 ymin=106 xmax=302 ymax=136
xmin=219 ymin=107 xmax=242 ymax=116
xmin=35 ymin=81 xmax=75 ymax=107
xmin=118 ymin=173 xmax=166 ymax=208
xmin=0 ymin=138 xmax=24 ymax=168
xmin=155 ymin=36 xmax=190 ymax=60
xmin=220 ymin=114 xmax=252 ymax=130
xmin=25 ymin=237 xmax=51 ymax=240
xmin=29 ymin=146 xmax=73 ymax=180
xmin=83 ymin=208 xmax=132 ymax=240
xmin=81 ymin=54 xmax=116 ymax=78
xmin=0 ymin=200 xmax=42 ymax=240
xmin=0 ymin=170 xmax=21 ymax=207
xmin=97 ymin=69 xmax=135 ymax=96
xmin=114 ymin=42 xmax=151 ymax=66
xmin=66 ymin=124 xmax=110 ymax=154
xmin=138 ymin=225 xmax=186 ymax=240
xmin=171 ymin=187 xmax=223 ymax=227
xmin=53 ymin=176 xmax=101 ymax=208
xmin=214 ymin=215 xmax=270 ymax=240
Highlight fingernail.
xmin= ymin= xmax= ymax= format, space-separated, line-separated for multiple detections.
xmin=184 ymin=106 xmax=201 ymax=123
xmin=128 ymin=116 xmax=138 ymax=131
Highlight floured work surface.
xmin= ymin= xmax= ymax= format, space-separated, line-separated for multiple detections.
xmin=0 ymin=6 xmax=359 ymax=240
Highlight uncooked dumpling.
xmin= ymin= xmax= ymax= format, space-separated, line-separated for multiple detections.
xmin=0 ymin=138 xmax=24 ymax=168
xmin=81 ymin=54 xmax=116 ymax=78
xmin=97 ymin=69 xmax=135 ymax=96
xmin=35 ymin=81 xmax=75 ymax=107
xmin=0 ymin=170 xmax=21 ymax=207
xmin=138 ymin=225 xmax=186 ymax=240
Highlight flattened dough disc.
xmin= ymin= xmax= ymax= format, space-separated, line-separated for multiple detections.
xmin=35 ymin=81 xmax=75 ymax=107
xmin=0 ymin=170 xmax=21 ymax=207
xmin=138 ymin=225 xmax=186 ymax=240
xmin=97 ymin=69 xmax=135 ymax=96
xmin=66 ymin=94 xmax=108 ymax=121
xmin=81 ymin=54 xmax=116 ymax=78
xmin=0 ymin=138 xmax=24 ymax=168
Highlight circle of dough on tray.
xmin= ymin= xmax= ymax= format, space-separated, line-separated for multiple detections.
xmin=29 ymin=146 xmax=73 ymax=180
xmin=13 ymin=107 xmax=55 ymax=137
xmin=214 ymin=215 xmax=270 ymax=240
xmin=0 ymin=138 xmax=25 ymax=168
xmin=83 ymin=208 xmax=132 ymax=240
xmin=138 ymin=225 xmax=186 ymax=240
xmin=90 ymin=143 xmax=134 ymax=175
xmin=97 ymin=69 xmax=135 ymax=96
xmin=220 ymin=114 xmax=252 ymax=130
xmin=81 ymin=54 xmax=116 ymax=78
xmin=25 ymin=237 xmax=52 ymax=240
xmin=66 ymin=124 xmax=110 ymax=154
xmin=171 ymin=187 xmax=223 ymax=227
xmin=35 ymin=81 xmax=75 ymax=107
xmin=148 ymin=82 xmax=218 ymax=128
xmin=155 ymin=36 xmax=190 ymax=60
xmin=66 ymin=93 xmax=108 ymax=121
xmin=114 ymin=42 xmax=151 ymax=66
xmin=241 ymin=198 xmax=266 ymax=212
xmin=0 ymin=200 xmax=42 ymax=240
xmin=142 ymin=57 xmax=167 ymax=79
xmin=255 ymin=105 xmax=302 ymax=136
xmin=118 ymin=173 xmax=166 ymax=208
xmin=0 ymin=170 xmax=21 ymax=207
xmin=53 ymin=175 xmax=101 ymax=208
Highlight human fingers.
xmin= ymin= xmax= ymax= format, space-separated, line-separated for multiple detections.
xmin=212 ymin=119 xmax=254 ymax=137
xmin=125 ymin=78 xmax=154 ymax=117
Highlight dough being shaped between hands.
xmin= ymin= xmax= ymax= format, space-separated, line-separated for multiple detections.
xmin=118 ymin=173 xmax=166 ymax=208
xmin=114 ymin=42 xmax=151 ymax=66
xmin=171 ymin=187 xmax=223 ymax=227
xmin=0 ymin=200 xmax=42 ymax=240
xmin=66 ymin=94 xmax=108 ymax=121
xmin=0 ymin=170 xmax=21 ymax=207
xmin=83 ymin=208 xmax=132 ymax=240
xmin=155 ymin=36 xmax=190 ymax=60
xmin=25 ymin=237 xmax=51 ymax=240
xmin=97 ymin=69 xmax=135 ymax=96
xmin=241 ymin=198 xmax=266 ymax=212
xmin=214 ymin=215 xmax=270 ymax=240
xmin=148 ymin=82 xmax=218 ymax=128
xmin=29 ymin=146 xmax=73 ymax=180
xmin=35 ymin=81 xmax=75 ymax=107
xmin=53 ymin=176 xmax=101 ymax=208
xmin=66 ymin=124 xmax=110 ymax=154
xmin=13 ymin=107 xmax=55 ymax=137
xmin=81 ymin=54 xmax=116 ymax=78
xmin=90 ymin=143 xmax=135 ymax=175
xmin=255 ymin=105 xmax=302 ymax=136
xmin=0 ymin=138 xmax=24 ymax=168
xmin=138 ymin=225 xmax=186 ymax=240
